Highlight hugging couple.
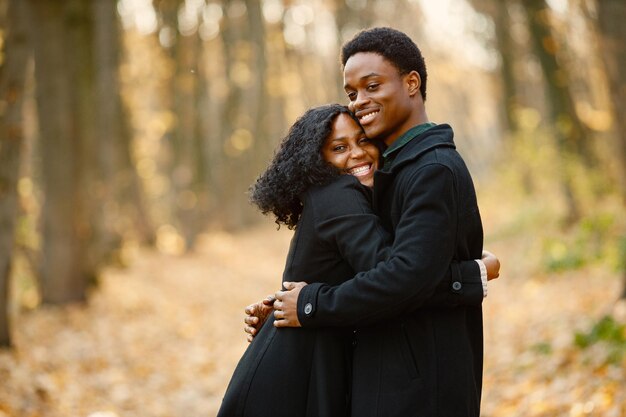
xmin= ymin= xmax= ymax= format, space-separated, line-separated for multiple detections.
xmin=217 ymin=27 xmax=501 ymax=417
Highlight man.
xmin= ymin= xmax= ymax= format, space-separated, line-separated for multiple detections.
xmin=272 ymin=27 xmax=487 ymax=416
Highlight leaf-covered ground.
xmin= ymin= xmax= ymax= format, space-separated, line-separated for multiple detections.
xmin=1 ymin=224 xmax=624 ymax=417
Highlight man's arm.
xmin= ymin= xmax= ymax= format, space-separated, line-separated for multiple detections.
xmin=276 ymin=163 xmax=468 ymax=328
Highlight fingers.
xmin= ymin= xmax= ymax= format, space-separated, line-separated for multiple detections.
xmin=274 ymin=318 xmax=289 ymax=328
xmin=244 ymin=313 xmax=259 ymax=338
xmin=487 ymin=271 xmax=499 ymax=280
xmin=273 ymin=308 xmax=284 ymax=320
xmin=273 ymin=314 xmax=295 ymax=328
xmin=244 ymin=304 xmax=256 ymax=315
xmin=283 ymin=281 xmax=307 ymax=290
xmin=262 ymin=295 xmax=276 ymax=305
xmin=273 ymin=315 xmax=300 ymax=328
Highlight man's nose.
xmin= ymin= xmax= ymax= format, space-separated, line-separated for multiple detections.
xmin=352 ymin=90 xmax=369 ymax=110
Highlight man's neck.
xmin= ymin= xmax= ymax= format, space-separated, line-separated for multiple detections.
xmin=384 ymin=109 xmax=429 ymax=147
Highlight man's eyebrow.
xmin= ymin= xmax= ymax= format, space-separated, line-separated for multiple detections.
xmin=344 ymin=73 xmax=381 ymax=89
xmin=360 ymin=72 xmax=380 ymax=80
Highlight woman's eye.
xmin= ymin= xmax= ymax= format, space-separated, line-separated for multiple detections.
xmin=333 ymin=145 xmax=346 ymax=152
xmin=359 ymin=137 xmax=370 ymax=144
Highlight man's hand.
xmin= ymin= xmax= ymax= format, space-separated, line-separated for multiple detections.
xmin=482 ymin=250 xmax=500 ymax=280
xmin=273 ymin=281 xmax=308 ymax=328
xmin=244 ymin=295 xmax=275 ymax=343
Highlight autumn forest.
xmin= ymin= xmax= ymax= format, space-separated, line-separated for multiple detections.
xmin=0 ymin=0 xmax=625 ymax=416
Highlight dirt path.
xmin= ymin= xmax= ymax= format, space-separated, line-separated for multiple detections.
xmin=0 ymin=224 xmax=624 ymax=417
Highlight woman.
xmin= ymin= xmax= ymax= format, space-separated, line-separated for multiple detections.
xmin=217 ymin=104 xmax=497 ymax=417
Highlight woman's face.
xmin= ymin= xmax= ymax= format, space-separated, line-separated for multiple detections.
xmin=322 ymin=113 xmax=379 ymax=187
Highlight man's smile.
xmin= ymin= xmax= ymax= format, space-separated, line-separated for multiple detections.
xmin=356 ymin=109 xmax=380 ymax=125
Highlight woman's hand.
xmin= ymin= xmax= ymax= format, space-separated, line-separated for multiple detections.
xmin=273 ymin=281 xmax=308 ymax=328
xmin=244 ymin=295 xmax=275 ymax=342
xmin=482 ymin=250 xmax=500 ymax=280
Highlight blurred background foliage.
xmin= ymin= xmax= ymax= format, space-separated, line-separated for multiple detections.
xmin=0 ymin=0 xmax=626 ymax=416
xmin=0 ymin=0 xmax=624 ymax=410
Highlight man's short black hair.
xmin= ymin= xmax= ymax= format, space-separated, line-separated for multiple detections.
xmin=341 ymin=27 xmax=428 ymax=101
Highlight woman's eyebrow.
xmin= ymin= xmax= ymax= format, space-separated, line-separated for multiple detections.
xmin=328 ymin=137 xmax=346 ymax=143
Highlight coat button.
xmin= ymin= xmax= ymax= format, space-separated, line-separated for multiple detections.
xmin=452 ymin=281 xmax=462 ymax=291
xmin=304 ymin=303 xmax=313 ymax=315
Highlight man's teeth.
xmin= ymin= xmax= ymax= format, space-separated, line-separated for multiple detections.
xmin=350 ymin=165 xmax=371 ymax=175
xmin=360 ymin=111 xmax=379 ymax=122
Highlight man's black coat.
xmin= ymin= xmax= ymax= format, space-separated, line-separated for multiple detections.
xmin=218 ymin=173 xmax=482 ymax=417
xmin=298 ymin=124 xmax=484 ymax=417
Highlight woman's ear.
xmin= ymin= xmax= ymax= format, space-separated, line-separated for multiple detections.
xmin=406 ymin=70 xmax=421 ymax=97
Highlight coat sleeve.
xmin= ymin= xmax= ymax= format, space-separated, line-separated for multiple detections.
xmin=297 ymin=163 xmax=480 ymax=328
xmin=309 ymin=176 xmax=391 ymax=272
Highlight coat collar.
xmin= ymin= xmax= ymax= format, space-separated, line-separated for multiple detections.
xmin=380 ymin=124 xmax=456 ymax=174
xmin=372 ymin=124 xmax=456 ymax=211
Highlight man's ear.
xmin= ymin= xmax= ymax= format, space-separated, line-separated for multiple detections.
xmin=406 ymin=70 xmax=421 ymax=97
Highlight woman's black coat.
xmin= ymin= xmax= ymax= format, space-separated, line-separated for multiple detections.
xmin=296 ymin=124 xmax=485 ymax=417
xmin=217 ymin=176 xmax=389 ymax=417
xmin=217 ymin=168 xmax=484 ymax=416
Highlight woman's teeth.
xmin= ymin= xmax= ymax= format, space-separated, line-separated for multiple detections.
xmin=349 ymin=165 xmax=371 ymax=176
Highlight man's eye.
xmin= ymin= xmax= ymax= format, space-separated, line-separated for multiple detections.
xmin=366 ymin=83 xmax=379 ymax=91
xmin=346 ymin=91 xmax=356 ymax=100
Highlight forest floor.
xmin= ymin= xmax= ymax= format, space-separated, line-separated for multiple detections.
xmin=1 ymin=221 xmax=625 ymax=417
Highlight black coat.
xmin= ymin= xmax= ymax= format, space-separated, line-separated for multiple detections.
xmin=217 ymin=176 xmax=389 ymax=417
xmin=297 ymin=124 xmax=484 ymax=417
xmin=218 ymin=161 xmax=483 ymax=416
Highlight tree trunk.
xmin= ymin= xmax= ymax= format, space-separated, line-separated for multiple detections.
xmin=93 ymin=0 xmax=155 ymax=250
xmin=0 ymin=0 xmax=30 ymax=347
xmin=595 ymin=0 xmax=626 ymax=298
xmin=596 ymin=0 xmax=626 ymax=198
xmin=523 ymin=0 xmax=588 ymax=223
xmin=245 ymin=0 xmax=268 ymax=166
xmin=154 ymin=0 xmax=210 ymax=246
xmin=493 ymin=0 xmax=519 ymax=132
xmin=27 ymin=0 xmax=92 ymax=303
xmin=173 ymin=31 xmax=203 ymax=247
xmin=219 ymin=0 xmax=256 ymax=229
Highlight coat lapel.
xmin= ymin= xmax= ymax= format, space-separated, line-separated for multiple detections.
xmin=372 ymin=124 xmax=456 ymax=213
xmin=390 ymin=124 xmax=456 ymax=171
xmin=372 ymin=170 xmax=394 ymax=212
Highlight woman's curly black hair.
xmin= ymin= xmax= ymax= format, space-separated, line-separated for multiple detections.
xmin=250 ymin=104 xmax=357 ymax=229
xmin=341 ymin=27 xmax=428 ymax=101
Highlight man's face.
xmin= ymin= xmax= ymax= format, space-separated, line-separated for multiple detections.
xmin=343 ymin=52 xmax=418 ymax=146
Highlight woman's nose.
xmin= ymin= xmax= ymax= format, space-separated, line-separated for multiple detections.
xmin=350 ymin=146 xmax=366 ymax=159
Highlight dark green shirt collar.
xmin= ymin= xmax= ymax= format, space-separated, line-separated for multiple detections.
xmin=382 ymin=122 xmax=437 ymax=168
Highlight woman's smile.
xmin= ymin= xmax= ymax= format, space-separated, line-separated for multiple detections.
xmin=322 ymin=113 xmax=380 ymax=187
xmin=347 ymin=163 xmax=374 ymax=177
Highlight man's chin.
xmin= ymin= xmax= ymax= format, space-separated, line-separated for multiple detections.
xmin=363 ymin=125 xmax=383 ymax=141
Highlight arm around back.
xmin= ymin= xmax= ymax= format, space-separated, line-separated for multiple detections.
xmin=297 ymin=163 xmax=466 ymax=328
